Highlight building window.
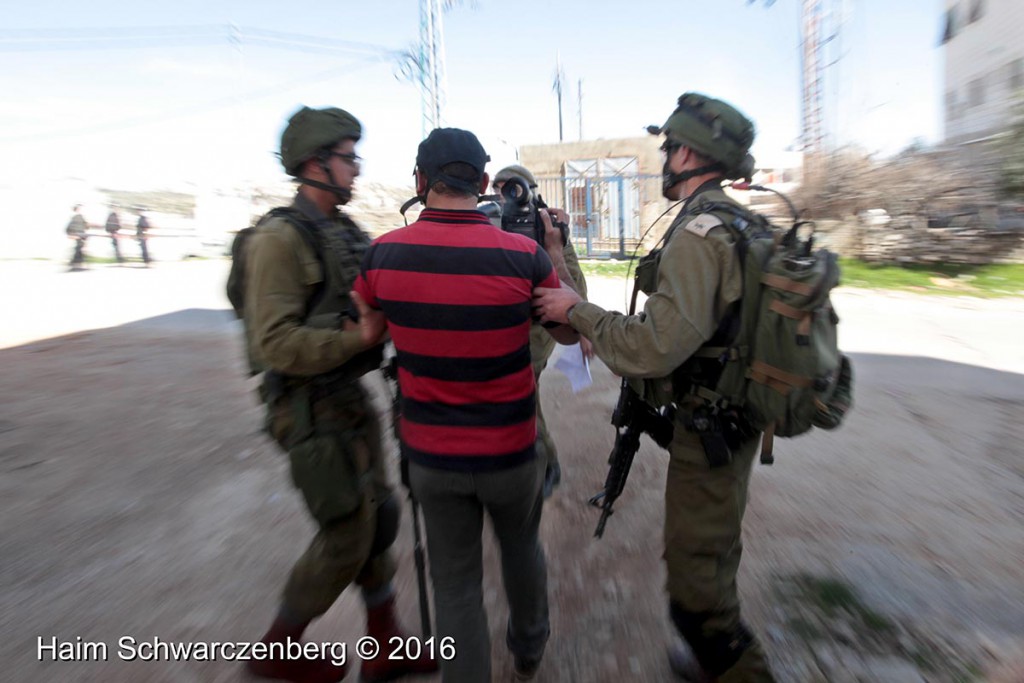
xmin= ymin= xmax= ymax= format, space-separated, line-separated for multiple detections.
xmin=969 ymin=77 xmax=985 ymax=107
xmin=968 ymin=0 xmax=984 ymax=23
xmin=946 ymin=90 xmax=959 ymax=120
xmin=940 ymin=3 xmax=959 ymax=45
xmin=1010 ymin=59 xmax=1024 ymax=93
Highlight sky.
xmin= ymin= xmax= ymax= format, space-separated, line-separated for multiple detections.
xmin=0 ymin=0 xmax=944 ymax=196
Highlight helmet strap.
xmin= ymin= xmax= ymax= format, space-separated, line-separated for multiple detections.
xmin=297 ymin=175 xmax=352 ymax=205
xmin=294 ymin=157 xmax=352 ymax=205
xmin=661 ymin=160 xmax=724 ymax=197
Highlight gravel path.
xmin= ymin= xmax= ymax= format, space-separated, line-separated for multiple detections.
xmin=1 ymin=260 xmax=1022 ymax=682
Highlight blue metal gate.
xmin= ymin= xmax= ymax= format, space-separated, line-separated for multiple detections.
xmin=535 ymin=174 xmax=659 ymax=258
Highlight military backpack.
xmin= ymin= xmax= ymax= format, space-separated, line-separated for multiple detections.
xmin=225 ymin=207 xmax=326 ymax=320
xmin=637 ymin=195 xmax=853 ymax=464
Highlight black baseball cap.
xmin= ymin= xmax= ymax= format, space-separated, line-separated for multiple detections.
xmin=416 ymin=127 xmax=490 ymax=195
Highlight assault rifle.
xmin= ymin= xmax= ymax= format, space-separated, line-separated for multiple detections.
xmin=589 ymin=379 xmax=674 ymax=538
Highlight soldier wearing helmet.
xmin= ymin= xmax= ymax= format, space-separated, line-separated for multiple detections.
xmin=491 ymin=164 xmax=591 ymax=499
xmin=533 ymin=93 xmax=776 ymax=682
xmin=243 ymin=106 xmax=437 ymax=683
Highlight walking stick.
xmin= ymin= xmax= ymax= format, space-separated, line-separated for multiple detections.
xmin=383 ymin=355 xmax=432 ymax=638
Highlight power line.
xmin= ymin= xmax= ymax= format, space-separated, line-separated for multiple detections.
xmin=0 ymin=55 xmax=391 ymax=143
xmin=0 ymin=24 xmax=401 ymax=57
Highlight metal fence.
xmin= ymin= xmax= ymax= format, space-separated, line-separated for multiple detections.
xmin=535 ymin=174 xmax=661 ymax=258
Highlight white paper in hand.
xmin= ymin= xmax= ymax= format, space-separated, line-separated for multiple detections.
xmin=553 ymin=342 xmax=592 ymax=393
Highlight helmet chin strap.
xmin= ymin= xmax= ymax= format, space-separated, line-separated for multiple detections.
xmin=295 ymin=159 xmax=353 ymax=205
xmin=661 ymin=161 xmax=723 ymax=197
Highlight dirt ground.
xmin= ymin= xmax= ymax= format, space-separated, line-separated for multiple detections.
xmin=1 ymin=260 xmax=1023 ymax=683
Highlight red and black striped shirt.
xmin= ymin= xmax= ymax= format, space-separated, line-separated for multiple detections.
xmin=354 ymin=208 xmax=561 ymax=472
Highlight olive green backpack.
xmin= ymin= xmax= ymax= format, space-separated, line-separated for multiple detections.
xmin=636 ymin=196 xmax=854 ymax=465
xmin=226 ymin=208 xmax=326 ymax=320
xmin=686 ymin=200 xmax=854 ymax=463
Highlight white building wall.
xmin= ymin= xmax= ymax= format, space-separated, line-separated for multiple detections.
xmin=943 ymin=0 xmax=1024 ymax=142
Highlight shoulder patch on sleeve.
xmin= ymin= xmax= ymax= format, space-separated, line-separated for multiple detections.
xmin=684 ymin=213 xmax=724 ymax=238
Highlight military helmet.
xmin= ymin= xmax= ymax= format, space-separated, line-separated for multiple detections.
xmin=652 ymin=93 xmax=755 ymax=180
xmin=280 ymin=106 xmax=362 ymax=176
xmin=494 ymin=164 xmax=537 ymax=188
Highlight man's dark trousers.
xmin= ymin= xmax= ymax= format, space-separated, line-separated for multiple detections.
xmin=409 ymin=457 xmax=549 ymax=683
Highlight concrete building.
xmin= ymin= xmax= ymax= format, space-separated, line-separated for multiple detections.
xmin=519 ymin=137 xmax=802 ymax=256
xmin=942 ymin=0 xmax=1024 ymax=144
xmin=520 ymin=137 xmax=666 ymax=257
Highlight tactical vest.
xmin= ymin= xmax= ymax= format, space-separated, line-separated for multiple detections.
xmin=631 ymin=190 xmax=753 ymax=409
xmin=257 ymin=204 xmax=383 ymax=399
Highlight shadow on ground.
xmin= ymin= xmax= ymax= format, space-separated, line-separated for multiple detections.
xmin=1 ymin=312 xmax=1022 ymax=682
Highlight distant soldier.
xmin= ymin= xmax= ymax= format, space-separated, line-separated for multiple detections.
xmin=65 ymin=205 xmax=88 ymax=270
xmin=105 ymin=208 xmax=124 ymax=263
xmin=135 ymin=208 xmax=151 ymax=266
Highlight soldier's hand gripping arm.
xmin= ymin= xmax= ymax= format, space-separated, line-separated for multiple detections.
xmin=245 ymin=225 xmax=374 ymax=376
xmin=534 ymin=227 xmax=741 ymax=379
xmin=349 ymin=291 xmax=389 ymax=348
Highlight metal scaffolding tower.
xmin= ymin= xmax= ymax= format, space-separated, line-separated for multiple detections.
xmin=418 ymin=0 xmax=449 ymax=137
xmin=801 ymin=0 xmax=826 ymax=180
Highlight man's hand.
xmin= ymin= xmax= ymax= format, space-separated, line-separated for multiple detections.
xmin=349 ymin=291 xmax=389 ymax=347
xmin=548 ymin=207 xmax=570 ymax=228
xmin=533 ymin=285 xmax=582 ymax=326
xmin=538 ymin=208 xmax=580 ymax=295
xmin=579 ymin=336 xmax=595 ymax=360
xmin=539 ymin=208 xmax=568 ymax=255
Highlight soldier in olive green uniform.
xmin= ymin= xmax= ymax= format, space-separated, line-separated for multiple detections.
xmin=65 ymin=204 xmax=88 ymax=270
xmin=533 ymin=94 xmax=776 ymax=682
xmin=244 ymin=106 xmax=436 ymax=683
xmin=492 ymin=165 xmax=590 ymax=498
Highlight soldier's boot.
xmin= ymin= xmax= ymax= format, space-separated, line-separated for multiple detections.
xmin=716 ymin=642 xmax=776 ymax=683
xmin=669 ymin=640 xmax=776 ymax=683
xmin=668 ymin=642 xmax=715 ymax=683
xmin=360 ymin=596 xmax=439 ymax=682
xmin=247 ymin=617 xmax=347 ymax=683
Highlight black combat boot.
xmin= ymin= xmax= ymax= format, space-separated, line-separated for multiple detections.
xmin=668 ymin=642 xmax=715 ymax=683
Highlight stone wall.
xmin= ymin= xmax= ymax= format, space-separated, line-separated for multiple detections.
xmin=810 ymin=213 xmax=1024 ymax=265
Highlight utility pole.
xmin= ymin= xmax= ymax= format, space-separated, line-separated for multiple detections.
xmin=577 ymin=78 xmax=584 ymax=140
xmin=553 ymin=52 xmax=565 ymax=142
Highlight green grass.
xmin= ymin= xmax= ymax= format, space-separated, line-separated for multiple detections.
xmin=579 ymin=259 xmax=637 ymax=279
xmin=791 ymin=575 xmax=895 ymax=633
xmin=838 ymin=259 xmax=1024 ymax=297
xmin=579 ymin=258 xmax=1024 ymax=297
xmin=799 ymin=575 xmax=861 ymax=615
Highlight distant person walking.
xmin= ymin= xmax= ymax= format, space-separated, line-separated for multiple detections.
xmin=105 ymin=208 xmax=124 ymax=263
xmin=65 ymin=205 xmax=88 ymax=270
xmin=135 ymin=208 xmax=151 ymax=266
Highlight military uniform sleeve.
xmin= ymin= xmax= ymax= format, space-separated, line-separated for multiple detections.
xmin=568 ymin=226 xmax=741 ymax=379
xmin=245 ymin=222 xmax=368 ymax=376
xmin=561 ymin=241 xmax=588 ymax=300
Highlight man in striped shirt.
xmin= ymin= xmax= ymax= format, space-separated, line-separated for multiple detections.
xmin=352 ymin=128 xmax=578 ymax=682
